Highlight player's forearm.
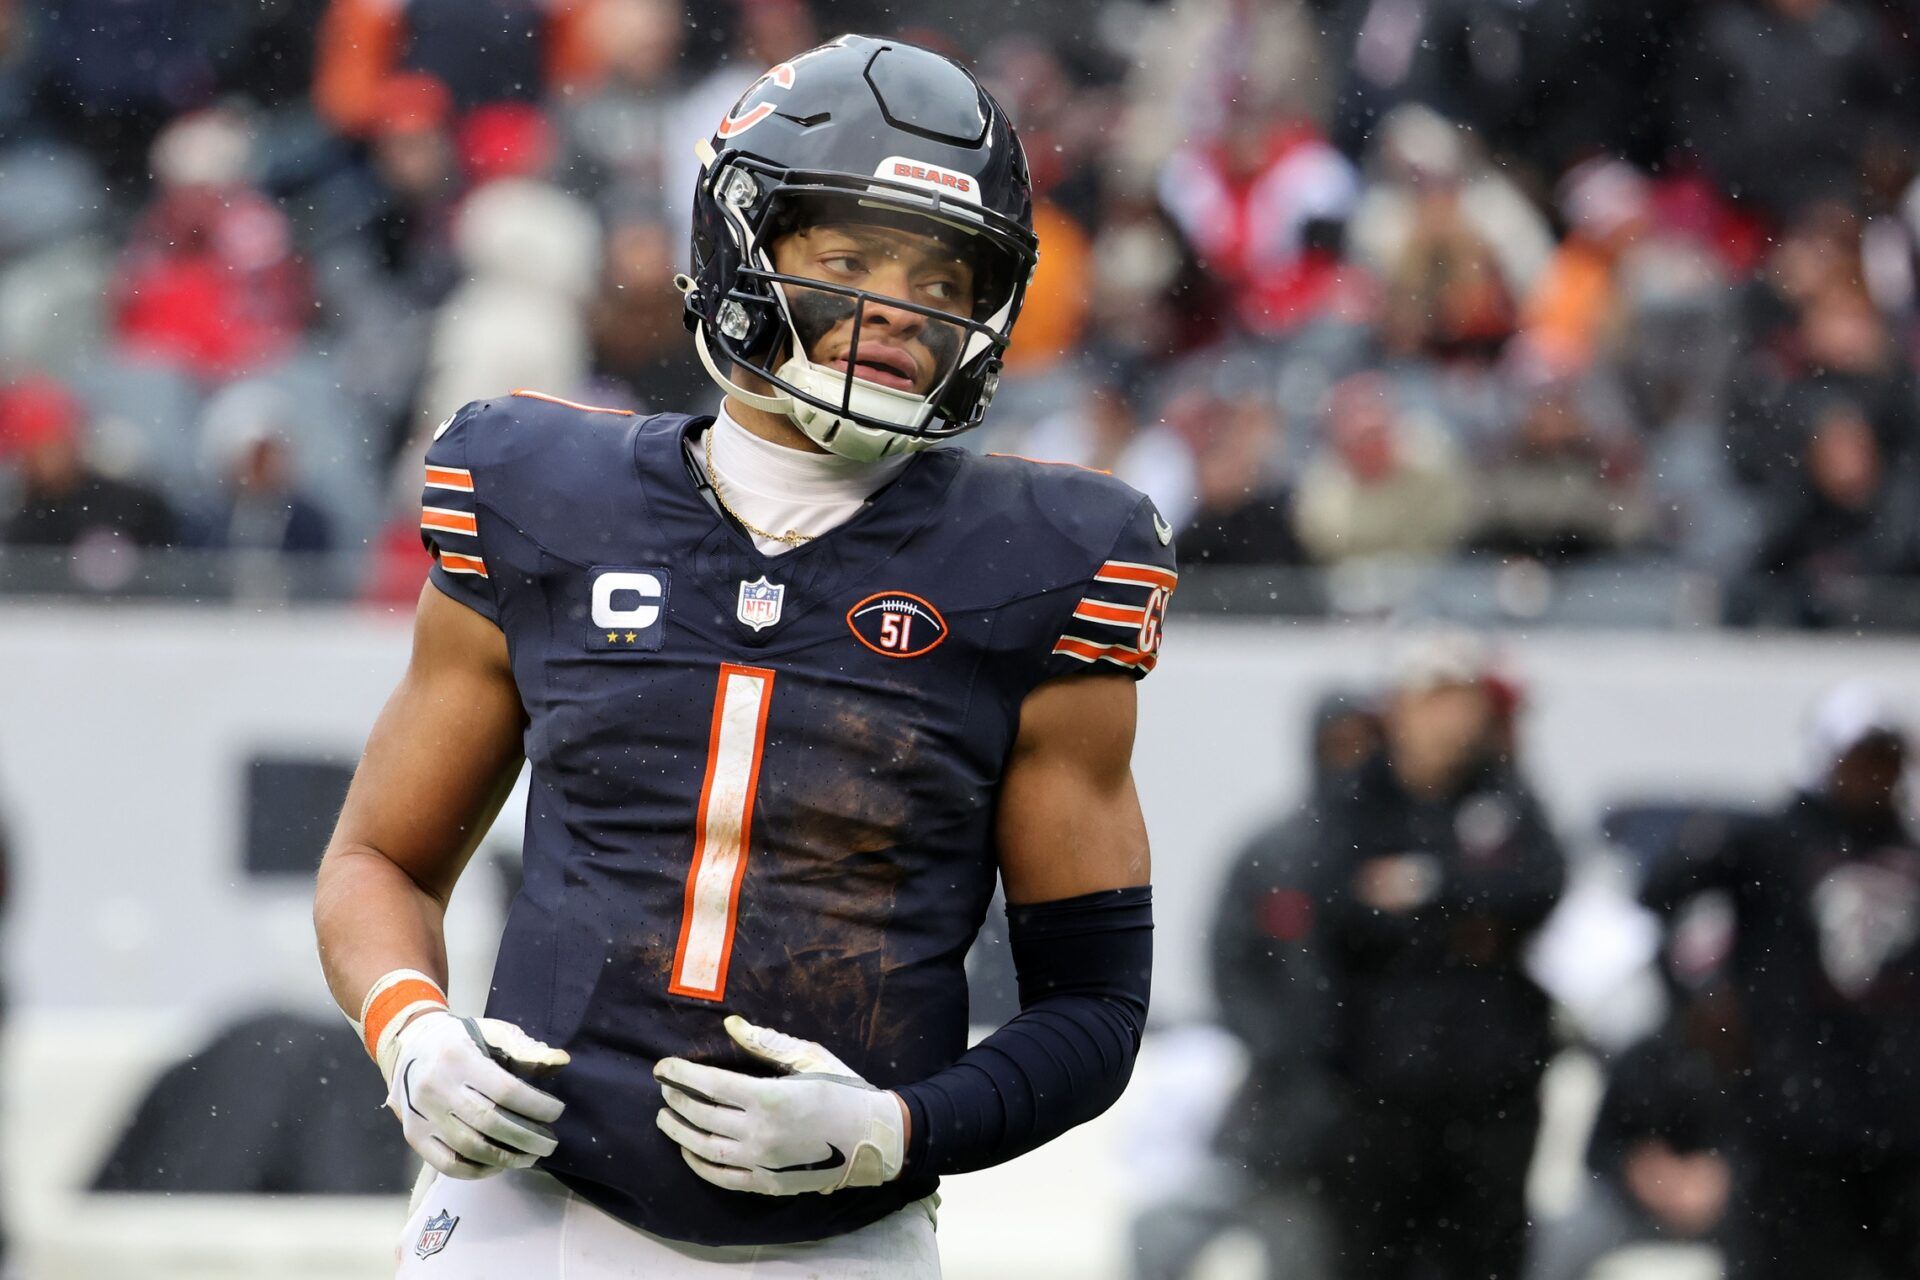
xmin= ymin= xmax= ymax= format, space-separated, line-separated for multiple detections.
xmin=313 ymin=842 xmax=454 ymax=1020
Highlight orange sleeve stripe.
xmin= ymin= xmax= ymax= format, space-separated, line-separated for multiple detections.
xmin=424 ymin=465 xmax=474 ymax=492
xmin=1073 ymin=599 xmax=1147 ymax=625
xmin=1052 ymin=636 xmax=1156 ymax=669
xmin=511 ymin=388 xmax=636 ymax=416
xmin=421 ymin=507 xmax=478 ymax=535
xmin=1094 ymin=561 xmax=1178 ymax=591
xmin=361 ymin=979 xmax=446 ymax=1061
xmin=437 ymin=552 xmax=488 ymax=577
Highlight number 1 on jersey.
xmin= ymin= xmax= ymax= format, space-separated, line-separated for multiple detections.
xmin=669 ymin=664 xmax=776 ymax=1001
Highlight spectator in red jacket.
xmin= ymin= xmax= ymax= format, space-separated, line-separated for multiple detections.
xmin=111 ymin=109 xmax=309 ymax=380
xmin=1156 ymin=102 xmax=1363 ymax=337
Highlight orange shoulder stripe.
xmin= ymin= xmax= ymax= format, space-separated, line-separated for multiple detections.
xmin=511 ymin=388 xmax=636 ymax=416
xmin=437 ymin=552 xmax=488 ymax=577
xmin=985 ymin=452 xmax=1113 ymax=475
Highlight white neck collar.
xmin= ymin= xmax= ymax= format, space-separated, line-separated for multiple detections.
xmin=708 ymin=401 xmax=907 ymax=505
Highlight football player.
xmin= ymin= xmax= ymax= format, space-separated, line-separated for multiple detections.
xmin=314 ymin=34 xmax=1176 ymax=1277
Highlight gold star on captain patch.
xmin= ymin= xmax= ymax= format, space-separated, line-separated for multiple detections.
xmin=606 ymin=631 xmax=618 ymax=642
xmin=624 ymin=631 xmax=638 ymax=643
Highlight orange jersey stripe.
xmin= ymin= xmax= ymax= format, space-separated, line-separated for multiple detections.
xmin=437 ymin=552 xmax=488 ymax=577
xmin=1073 ymin=599 xmax=1147 ymax=626
xmin=1094 ymin=560 xmax=1178 ymax=592
xmin=361 ymin=979 xmax=446 ymax=1061
xmin=668 ymin=664 xmax=777 ymax=1002
xmin=424 ymin=465 xmax=474 ymax=492
xmin=420 ymin=507 xmax=478 ymax=536
xmin=984 ymin=452 xmax=1113 ymax=475
xmin=1052 ymin=636 xmax=1156 ymax=670
xmin=511 ymin=388 xmax=636 ymax=416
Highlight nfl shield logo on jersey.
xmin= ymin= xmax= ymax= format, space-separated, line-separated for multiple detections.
xmin=736 ymin=576 xmax=785 ymax=631
xmin=415 ymin=1210 xmax=458 ymax=1259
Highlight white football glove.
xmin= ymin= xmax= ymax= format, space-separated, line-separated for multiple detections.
xmin=385 ymin=1009 xmax=571 ymax=1180
xmin=654 ymin=1015 xmax=906 ymax=1196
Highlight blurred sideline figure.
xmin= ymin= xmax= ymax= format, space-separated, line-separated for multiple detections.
xmin=315 ymin=34 xmax=1175 ymax=1278
xmin=1309 ymin=636 xmax=1565 ymax=1279
xmin=1526 ymin=1015 xmax=1733 ymax=1280
xmin=1640 ymin=682 xmax=1920 ymax=1280
xmin=1129 ymin=693 xmax=1380 ymax=1280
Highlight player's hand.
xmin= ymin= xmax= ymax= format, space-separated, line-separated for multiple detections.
xmin=654 ymin=1015 xmax=906 ymax=1196
xmin=384 ymin=1009 xmax=570 ymax=1180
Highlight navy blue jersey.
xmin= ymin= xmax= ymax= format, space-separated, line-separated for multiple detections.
xmin=416 ymin=390 xmax=1176 ymax=1245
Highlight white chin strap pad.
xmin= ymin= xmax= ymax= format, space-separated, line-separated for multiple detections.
xmin=774 ymin=354 xmax=941 ymax=462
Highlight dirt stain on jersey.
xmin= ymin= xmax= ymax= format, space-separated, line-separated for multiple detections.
xmin=767 ymin=696 xmax=922 ymax=862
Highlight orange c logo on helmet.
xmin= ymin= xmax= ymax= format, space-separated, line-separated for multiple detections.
xmin=717 ymin=62 xmax=797 ymax=139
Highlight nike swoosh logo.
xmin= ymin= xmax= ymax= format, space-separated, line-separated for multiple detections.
xmin=764 ymin=1144 xmax=847 ymax=1174
xmin=1152 ymin=512 xmax=1173 ymax=545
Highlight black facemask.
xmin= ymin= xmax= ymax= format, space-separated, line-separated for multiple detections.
xmin=784 ymin=286 xmax=965 ymax=385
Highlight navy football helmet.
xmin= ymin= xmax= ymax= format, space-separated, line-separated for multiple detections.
xmin=683 ymin=34 xmax=1038 ymax=460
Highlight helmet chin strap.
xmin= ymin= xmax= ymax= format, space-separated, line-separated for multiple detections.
xmin=693 ymin=324 xmax=793 ymax=417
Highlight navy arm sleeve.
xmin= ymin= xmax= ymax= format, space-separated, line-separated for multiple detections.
xmin=420 ymin=404 xmax=500 ymax=623
xmin=896 ymin=886 xmax=1152 ymax=1176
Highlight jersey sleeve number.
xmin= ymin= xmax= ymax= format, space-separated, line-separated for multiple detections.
xmin=669 ymin=664 xmax=777 ymax=1001
xmin=1137 ymin=586 xmax=1169 ymax=655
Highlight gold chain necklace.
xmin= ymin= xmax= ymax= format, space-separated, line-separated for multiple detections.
xmin=703 ymin=430 xmax=815 ymax=547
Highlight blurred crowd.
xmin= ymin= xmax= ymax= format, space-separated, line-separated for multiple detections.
xmin=1137 ymin=640 xmax=1919 ymax=1280
xmin=4 ymin=0 xmax=1920 ymax=620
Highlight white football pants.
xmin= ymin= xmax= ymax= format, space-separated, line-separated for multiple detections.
xmin=393 ymin=1168 xmax=941 ymax=1278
